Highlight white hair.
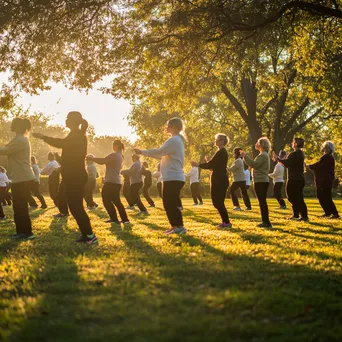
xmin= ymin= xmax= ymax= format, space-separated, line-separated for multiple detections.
xmin=215 ymin=133 xmax=229 ymax=146
xmin=257 ymin=137 xmax=271 ymax=152
xmin=322 ymin=141 xmax=335 ymax=154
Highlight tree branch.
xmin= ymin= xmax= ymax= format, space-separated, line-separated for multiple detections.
xmin=221 ymin=84 xmax=248 ymax=122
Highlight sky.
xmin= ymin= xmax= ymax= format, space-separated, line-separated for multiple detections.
xmin=3 ymin=74 xmax=136 ymax=140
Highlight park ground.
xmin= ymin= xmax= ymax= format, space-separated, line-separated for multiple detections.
xmin=0 ymin=197 xmax=342 ymax=342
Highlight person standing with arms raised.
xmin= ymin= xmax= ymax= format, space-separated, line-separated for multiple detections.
xmin=33 ymin=111 xmax=97 ymax=244
xmin=269 ymin=150 xmax=287 ymax=209
xmin=276 ymin=137 xmax=309 ymax=222
xmin=87 ymin=140 xmax=130 ymax=224
xmin=241 ymin=137 xmax=272 ymax=228
xmin=0 ymin=118 xmax=36 ymax=239
xmin=193 ymin=133 xmax=232 ymax=228
xmin=134 ymin=117 xmax=186 ymax=235
xmin=186 ymin=161 xmax=203 ymax=206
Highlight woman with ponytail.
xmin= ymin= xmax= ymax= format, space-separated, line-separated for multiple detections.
xmin=135 ymin=117 xmax=186 ymax=235
xmin=86 ymin=139 xmax=130 ymax=224
xmin=0 ymin=118 xmax=36 ymax=239
xmin=33 ymin=111 xmax=97 ymax=244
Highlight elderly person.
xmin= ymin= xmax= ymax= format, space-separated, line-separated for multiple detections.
xmin=308 ymin=141 xmax=340 ymax=219
xmin=241 ymin=137 xmax=272 ymax=228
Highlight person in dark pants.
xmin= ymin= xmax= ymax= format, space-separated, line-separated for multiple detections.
xmin=269 ymin=150 xmax=286 ymax=209
xmin=122 ymin=155 xmax=148 ymax=214
xmin=141 ymin=162 xmax=155 ymax=207
xmin=277 ymin=137 xmax=308 ymax=222
xmin=28 ymin=156 xmax=47 ymax=209
xmin=153 ymin=163 xmax=163 ymax=198
xmin=227 ymin=148 xmax=251 ymax=211
xmin=241 ymin=137 xmax=272 ymax=228
xmin=33 ymin=111 xmax=97 ymax=244
xmin=0 ymin=166 xmax=9 ymax=219
xmin=121 ymin=171 xmax=135 ymax=209
xmin=40 ymin=152 xmax=60 ymax=207
xmin=135 ymin=117 xmax=186 ymax=235
xmin=309 ymin=141 xmax=340 ymax=219
xmin=87 ymin=140 xmax=130 ymax=224
xmin=84 ymin=155 xmax=98 ymax=209
xmin=186 ymin=161 xmax=203 ymax=206
xmin=195 ymin=133 xmax=232 ymax=228
xmin=0 ymin=118 xmax=37 ymax=239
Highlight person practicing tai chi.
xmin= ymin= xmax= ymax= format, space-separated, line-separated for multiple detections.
xmin=0 ymin=118 xmax=37 ymax=239
xmin=0 ymin=166 xmax=10 ymax=220
xmin=40 ymin=152 xmax=60 ymax=207
xmin=28 ymin=156 xmax=47 ymax=209
xmin=194 ymin=133 xmax=232 ymax=228
xmin=122 ymin=155 xmax=148 ymax=215
xmin=186 ymin=161 xmax=203 ymax=206
xmin=33 ymin=111 xmax=98 ymax=244
xmin=308 ymin=141 xmax=340 ymax=219
xmin=84 ymin=155 xmax=98 ymax=210
xmin=241 ymin=137 xmax=272 ymax=228
xmin=86 ymin=140 xmax=130 ymax=225
xmin=141 ymin=162 xmax=155 ymax=207
xmin=227 ymin=148 xmax=251 ymax=211
xmin=135 ymin=117 xmax=186 ymax=235
xmin=269 ymin=151 xmax=287 ymax=209
xmin=121 ymin=171 xmax=135 ymax=209
xmin=276 ymin=137 xmax=309 ymax=222
xmin=153 ymin=163 xmax=163 ymax=198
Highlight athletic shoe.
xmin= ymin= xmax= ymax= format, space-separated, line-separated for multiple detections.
xmin=0 ymin=216 xmax=7 ymax=221
xmin=76 ymin=234 xmax=98 ymax=244
xmin=287 ymin=216 xmax=300 ymax=220
xmin=148 ymin=204 xmax=156 ymax=208
xmin=122 ymin=221 xmax=131 ymax=225
xmin=257 ymin=222 xmax=273 ymax=228
xmin=9 ymin=233 xmax=35 ymax=240
xmin=165 ymin=228 xmax=175 ymax=235
xmin=41 ymin=205 xmax=48 ymax=209
xmin=329 ymin=215 xmax=340 ymax=220
xmin=53 ymin=213 xmax=68 ymax=218
xmin=137 ymin=210 xmax=149 ymax=215
xmin=193 ymin=203 xmax=198 ymax=206
xmin=245 ymin=207 xmax=252 ymax=211
xmin=30 ymin=206 xmax=38 ymax=210
xmin=298 ymin=217 xmax=309 ymax=222
xmin=280 ymin=206 xmax=287 ymax=209
xmin=173 ymin=227 xmax=187 ymax=234
xmin=216 ymin=222 xmax=232 ymax=228
xmin=105 ymin=219 xmax=120 ymax=224
xmin=320 ymin=214 xmax=331 ymax=218
xmin=233 ymin=207 xmax=242 ymax=211
xmin=199 ymin=202 xmax=203 ymax=206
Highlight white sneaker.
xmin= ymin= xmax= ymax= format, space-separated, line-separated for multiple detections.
xmin=174 ymin=227 xmax=187 ymax=234
xmin=123 ymin=221 xmax=131 ymax=225
xmin=233 ymin=207 xmax=242 ymax=211
xmin=193 ymin=203 xmax=198 ymax=206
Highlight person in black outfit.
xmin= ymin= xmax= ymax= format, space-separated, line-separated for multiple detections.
xmin=141 ymin=162 xmax=155 ymax=207
xmin=277 ymin=137 xmax=309 ymax=221
xmin=33 ymin=111 xmax=97 ymax=244
xmin=122 ymin=172 xmax=134 ymax=208
xmin=195 ymin=133 xmax=231 ymax=228
xmin=309 ymin=141 xmax=340 ymax=219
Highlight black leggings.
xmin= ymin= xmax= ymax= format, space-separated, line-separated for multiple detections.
xmin=162 ymin=181 xmax=184 ymax=227
xmin=123 ymin=181 xmax=134 ymax=206
xmin=11 ymin=181 xmax=34 ymax=234
xmin=157 ymin=182 xmax=162 ymax=198
xmin=254 ymin=182 xmax=271 ymax=224
xmin=286 ymin=179 xmax=308 ymax=218
xmin=84 ymin=178 xmax=96 ymax=207
xmin=143 ymin=181 xmax=155 ymax=206
xmin=0 ymin=186 xmax=6 ymax=218
xmin=130 ymin=182 xmax=147 ymax=212
xmin=190 ymin=182 xmax=203 ymax=204
xmin=273 ymin=182 xmax=286 ymax=207
xmin=102 ymin=182 xmax=128 ymax=222
xmin=211 ymin=182 xmax=229 ymax=223
xmin=49 ymin=172 xmax=60 ymax=207
xmin=230 ymin=181 xmax=251 ymax=208
xmin=59 ymin=179 xmax=93 ymax=235
xmin=317 ymin=187 xmax=339 ymax=216
xmin=29 ymin=181 xmax=47 ymax=207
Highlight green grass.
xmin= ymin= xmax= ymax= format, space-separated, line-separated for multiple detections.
xmin=1 ymin=197 xmax=342 ymax=342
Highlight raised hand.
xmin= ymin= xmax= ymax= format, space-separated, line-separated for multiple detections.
xmin=240 ymin=150 xmax=246 ymax=158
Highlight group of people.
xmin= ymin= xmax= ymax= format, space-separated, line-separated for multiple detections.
xmin=0 ymin=113 xmax=340 ymax=244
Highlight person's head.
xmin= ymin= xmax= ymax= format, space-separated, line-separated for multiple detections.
xmin=86 ymin=154 xmax=94 ymax=164
xmin=190 ymin=161 xmax=197 ymax=167
xmin=0 ymin=166 xmax=6 ymax=173
xmin=279 ymin=150 xmax=287 ymax=159
xmin=47 ymin=152 xmax=55 ymax=161
xmin=113 ymin=139 xmax=125 ymax=152
xmin=215 ymin=133 xmax=229 ymax=148
xmin=31 ymin=156 xmax=37 ymax=164
xmin=166 ymin=117 xmax=185 ymax=137
xmin=292 ymin=137 xmax=304 ymax=150
xmin=322 ymin=141 xmax=335 ymax=154
xmin=66 ymin=111 xmax=88 ymax=134
xmin=143 ymin=161 xmax=148 ymax=168
xmin=132 ymin=154 xmax=140 ymax=162
xmin=255 ymin=137 xmax=271 ymax=153
xmin=10 ymin=117 xmax=31 ymax=135
xmin=233 ymin=147 xmax=242 ymax=159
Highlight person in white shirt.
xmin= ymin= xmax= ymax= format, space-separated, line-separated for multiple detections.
xmin=269 ymin=150 xmax=287 ymax=209
xmin=40 ymin=152 xmax=60 ymax=207
xmin=0 ymin=166 xmax=10 ymax=219
xmin=135 ymin=117 xmax=186 ymax=235
xmin=227 ymin=148 xmax=252 ymax=211
xmin=28 ymin=156 xmax=47 ymax=209
xmin=186 ymin=161 xmax=203 ymax=205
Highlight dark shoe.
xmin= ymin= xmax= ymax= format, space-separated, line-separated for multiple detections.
xmin=287 ymin=216 xmax=300 ymax=220
xmin=76 ymin=234 xmax=98 ymax=245
xmin=245 ymin=207 xmax=252 ymax=211
xmin=280 ymin=206 xmax=287 ymax=209
xmin=54 ymin=213 xmax=68 ymax=218
xmin=320 ymin=214 xmax=331 ymax=218
xmin=329 ymin=215 xmax=340 ymax=220
xmin=41 ymin=205 xmax=48 ymax=209
xmin=9 ymin=233 xmax=35 ymax=240
xmin=257 ymin=222 xmax=273 ymax=228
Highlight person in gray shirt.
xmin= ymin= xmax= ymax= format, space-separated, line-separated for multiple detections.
xmin=28 ymin=156 xmax=47 ymax=209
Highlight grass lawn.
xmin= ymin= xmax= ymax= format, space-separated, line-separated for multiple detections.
xmin=0 ymin=196 xmax=342 ymax=342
